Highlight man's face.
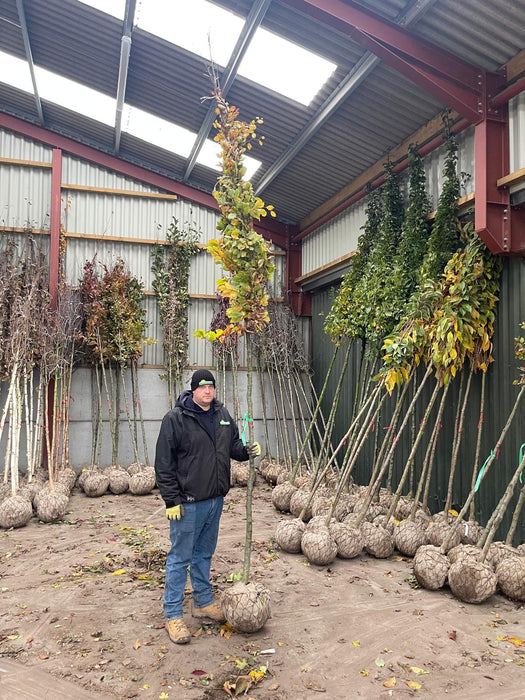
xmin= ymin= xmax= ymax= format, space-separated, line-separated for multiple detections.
xmin=192 ymin=383 xmax=215 ymax=410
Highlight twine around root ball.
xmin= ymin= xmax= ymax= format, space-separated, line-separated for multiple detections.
xmin=275 ymin=518 xmax=306 ymax=553
xmin=496 ymin=555 xmax=525 ymax=601
xmin=413 ymin=545 xmax=449 ymax=590
xmin=301 ymin=529 xmax=337 ymax=566
xmin=448 ymin=558 xmax=497 ymax=604
xmin=221 ymin=581 xmax=271 ymax=633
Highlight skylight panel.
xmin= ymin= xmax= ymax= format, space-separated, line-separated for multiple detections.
xmin=136 ymin=0 xmax=242 ymax=68
xmin=122 ymin=104 xmax=261 ymax=180
xmin=0 ymin=52 xmax=115 ymax=126
xmin=76 ymin=0 xmax=125 ymax=21
xmin=0 ymin=51 xmax=34 ymax=92
xmin=197 ymin=138 xmax=261 ymax=181
xmin=122 ymin=104 xmax=196 ymax=156
xmin=36 ymin=68 xmax=116 ymax=126
xmin=239 ymin=28 xmax=337 ymax=106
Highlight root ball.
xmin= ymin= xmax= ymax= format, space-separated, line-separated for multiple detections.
xmin=221 ymin=581 xmax=271 ymax=633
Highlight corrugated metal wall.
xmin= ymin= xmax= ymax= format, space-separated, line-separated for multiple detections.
xmin=310 ymin=258 xmax=525 ymax=544
xmin=0 ymin=134 xmax=287 ymax=370
xmin=0 ymin=128 xmax=298 ymax=467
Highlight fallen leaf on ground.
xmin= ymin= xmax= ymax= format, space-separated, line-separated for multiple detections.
xmin=383 ymin=677 xmax=396 ymax=687
xmin=133 ymin=638 xmax=141 ymax=650
xmin=410 ymin=666 xmax=429 ymax=675
xmin=507 ymin=637 xmax=525 ymax=647
xmin=405 ymin=680 xmax=421 ymax=689
xmin=448 ymin=630 xmax=457 ymax=640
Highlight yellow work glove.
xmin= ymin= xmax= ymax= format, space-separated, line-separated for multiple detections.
xmin=246 ymin=441 xmax=261 ymax=458
xmin=166 ymin=504 xmax=184 ymax=520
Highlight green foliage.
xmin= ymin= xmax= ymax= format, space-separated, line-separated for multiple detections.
xmin=395 ymin=144 xmax=431 ymax=300
xmin=79 ymin=257 xmax=147 ymax=367
xmin=420 ymin=130 xmax=461 ymax=283
xmin=354 ymin=160 xmax=405 ymax=352
xmin=513 ymin=322 xmax=525 ymax=385
xmin=151 ymin=217 xmax=201 ymax=389
xmin=324 ymin=187 xmax=382 ymax=344
xmin=382 ymin=223 xmax=501 ymax=390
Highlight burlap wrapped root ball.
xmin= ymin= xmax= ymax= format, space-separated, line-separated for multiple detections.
xmin=230 ymin=460 xmax=251 ymax=487
xmin=271 ymin=482 xmax=298 ymax=513
xmin=83 ymin=471 xmax=110 ymax=497
xmin=311 ymin=495 xmax=333 ymax=518
xmin=425 ymin=520 xmax=461 ymax=552
xmin=275 ymin=518 xmax=306 ymax=553
xmin=301 ymin=529 xmax=337 ymax=566
xmin=289 ymin=489 xmax=313 ymax=521
xmin=496 ymin=555 xmax=525 ymax=601
xmin=360 ymin=521 xmax=394 ymax=558
xmin=334 ymin=493 xmax=359 ymax=521
xmin=485 ymin=541 xmax=520 ymax=570
xmin=413 ymin=545 xmax=449 ymax=590
xmin=394 ymin=519 xmax=428 ymax=557
xmin=448 ymin=558 xmax=497 ymax=604
xmin=36 ymin=488 xmax=70 ymax=523
xmin=57 ymin=466 xmax=78 ymax=493
xmin=329 ymin=521 xmax=363 ymax=559
xmin=106 ymin=467 xmax=129 ymax=494
xmin=221 ymin=581 xmax=271 ymax=633
xmin=447 ymin=544 xmax=481 ymax=565
xmin=77 ymin=465 xmax=101 ymax=492
xmin=0 ymin=495 xmax=33 ymax=529
xmin=264 ymin=461 xmax=287 ymax=486
xmin=127 ymin=461 xmax=146 ymax=475
xmin=459 ymin=520 xmax=485 ymax=545
xmin=276 ymin=469 xmax=293 ymax=485
xmin=128 ymin=466 xmax=156 ymax=495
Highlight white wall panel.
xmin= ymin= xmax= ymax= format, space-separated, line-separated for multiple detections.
xmin=509 ymin=91 xmax=525 ymax=174
xmin=302 ymin=198 xmax=367 ymax=276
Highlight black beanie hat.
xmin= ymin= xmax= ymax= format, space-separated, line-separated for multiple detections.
xmin=190 ymin=369 xmax=216 ymax=391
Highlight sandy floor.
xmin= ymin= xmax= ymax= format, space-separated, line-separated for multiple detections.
xmin=1 ymin=478 xmax=524 ymax=699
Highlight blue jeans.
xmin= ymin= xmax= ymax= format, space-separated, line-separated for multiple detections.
xmin=163 ymin=496 xmax=224 ymax=620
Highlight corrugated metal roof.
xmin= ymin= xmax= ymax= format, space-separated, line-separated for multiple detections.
xmin=1 ymin=0 xmax=524 ymax=229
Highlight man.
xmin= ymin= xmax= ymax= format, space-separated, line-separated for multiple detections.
xmin=154 ymin=369 xmax=261 ymax=644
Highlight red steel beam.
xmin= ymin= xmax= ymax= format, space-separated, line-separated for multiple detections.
xmin=287 ymin=0 xmax=523 ymax=255
xmin=286 ymin=0 xmax=484 ymax=122
xmin=49 ymin=148 xmax=62 ymax=309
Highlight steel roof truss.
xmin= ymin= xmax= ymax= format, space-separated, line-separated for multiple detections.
xmin=15 ymin=0 xmax=44 ymax=125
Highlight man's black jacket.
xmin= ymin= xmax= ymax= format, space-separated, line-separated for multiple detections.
xmin=154 ymin=390 xmax=249 ymax=508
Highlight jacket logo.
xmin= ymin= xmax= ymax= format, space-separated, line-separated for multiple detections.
xmin=219 ymin=419 xmax=230 ymax=425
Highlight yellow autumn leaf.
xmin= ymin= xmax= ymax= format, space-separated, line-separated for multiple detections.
xmin=352 ymin=640 xmax=361 ymax=647
xmin=410 ymin=666 xmax=429 ymax=675
xmin=159 ymin=694 xmax=169 ymax=699
xmin=406 ymin=680 xmax=422 ymax=689
xmin=360 ymin=669 xmax=370 ymax=677
xmin=507 ymin=637 xmax=525 ymax=647
xmin=133 ymin=639 xmax=141 ymax=650
xmin=111 ymin=569 xmax=127 ymax=576
xmin=383 ymin=677 xmax=396 ymax=688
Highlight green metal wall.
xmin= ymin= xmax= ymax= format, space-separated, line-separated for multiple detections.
xmin=310 ymin=257 xmax=525 ymax=545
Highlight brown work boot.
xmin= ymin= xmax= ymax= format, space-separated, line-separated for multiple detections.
xmin=192 ymin=602 xmax=225 ymax=622
xmin=165 ymin=618 xmax=191 ymax=644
